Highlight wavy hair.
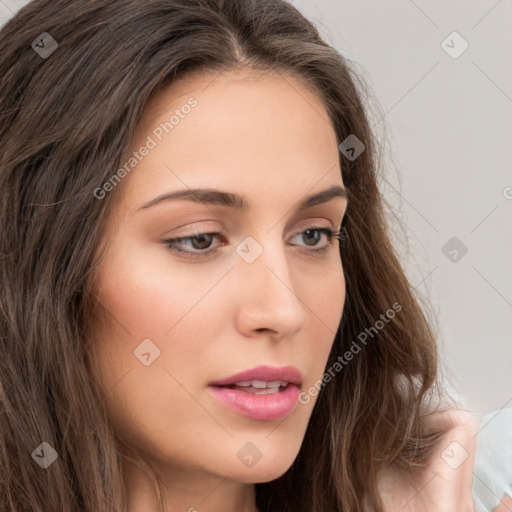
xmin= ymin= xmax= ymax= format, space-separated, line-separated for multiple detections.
xmin=0 ymin=0 xmax=451 ymax=510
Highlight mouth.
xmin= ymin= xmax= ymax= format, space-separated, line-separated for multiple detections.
xmin=208 ymin=364 xmax=302 ymax=388
xmin=207 ymin=365 xmax=303 ymax=421
xmin=213 ymin=380 xmax=292 ymax=395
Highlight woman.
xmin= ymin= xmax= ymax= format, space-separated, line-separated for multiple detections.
xmin=0 ymin=1 xmax=508 ymax=511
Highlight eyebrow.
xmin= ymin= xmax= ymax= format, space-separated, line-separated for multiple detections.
xmin=138 ymin=184 xmax=348 ymax=213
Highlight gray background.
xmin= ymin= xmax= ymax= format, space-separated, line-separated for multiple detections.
xmin=2 ymin=0 xmax=510 ymax=417
xmin=288 ymin=0 xmax=512 ymax=418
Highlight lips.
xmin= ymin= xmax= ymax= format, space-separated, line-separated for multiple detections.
xmin=208 ymin=365 xmax=302 ymax=388
xmin=207 ymin=365 xmax=303 ymax=421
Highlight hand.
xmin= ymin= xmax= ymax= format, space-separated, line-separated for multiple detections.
xmin=377 ymin=409 xmax=479 ymax=512
xmin=493 ymin=495 xmax=512 ymax=512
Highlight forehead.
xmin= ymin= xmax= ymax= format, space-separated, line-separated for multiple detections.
xmin=119 ymin=67 xmax=343 ymax=212
xmin=140 ymin=67 xmax=326 ymax=127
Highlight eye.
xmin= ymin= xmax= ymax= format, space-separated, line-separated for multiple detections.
xmin=289 ymin=228 xmax=337 ymax=254
xmin=162 ymin=226 xmax=346 ymax=259
xmin=163 ymin=230 xmax=220 ymax=257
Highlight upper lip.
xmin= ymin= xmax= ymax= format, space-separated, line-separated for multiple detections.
xmin=208 ymin=365 xmax=302 ymax=387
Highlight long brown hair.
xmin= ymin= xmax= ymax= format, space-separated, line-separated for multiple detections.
xmin=0 ymin=1 xmax=452 ymax=510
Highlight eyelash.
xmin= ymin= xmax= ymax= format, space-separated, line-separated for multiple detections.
xmin=162 ymin=226 xmax=347 ymax=260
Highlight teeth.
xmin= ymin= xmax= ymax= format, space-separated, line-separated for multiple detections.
xmin=254 ymin=387 xmax=280 ymax=395
xmin=232 ymin=380 xmax=289 ymax=388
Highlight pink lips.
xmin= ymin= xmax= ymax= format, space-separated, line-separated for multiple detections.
xmin=208 ymin=364 xmax=302 ymax=387
xmin=207 ymin=365 xmax=302 ymax=421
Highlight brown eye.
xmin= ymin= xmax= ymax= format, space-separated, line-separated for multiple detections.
xmin=301 ymin=229 xmax=322 ymax=247
xmin=162 ymin=227 xmax=339 ymax=260
xmin=162 ymin=232 xmax=224 ymax=258
xmin=187 ymin=233 xmax=214 ymax=250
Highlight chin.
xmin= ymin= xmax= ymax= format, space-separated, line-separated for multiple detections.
xmin=224 ymin=446 xmax=299 ymax=484
xmin=231 ymin=464 xmax=293 ymax=484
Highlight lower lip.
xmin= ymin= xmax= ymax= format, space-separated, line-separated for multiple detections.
xmin=207 ymin=384 xmax=301 ymax=421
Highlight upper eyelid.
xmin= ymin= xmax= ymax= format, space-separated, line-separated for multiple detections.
xmin=168 ymin=223 xmax=337 ymax=241
xmin=164 ymin=214 xmax=343 ymax=237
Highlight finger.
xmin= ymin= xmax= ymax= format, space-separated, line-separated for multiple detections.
xmin=493 ymin=495 xmax=512 ymax=512
xmin=421 ymin=408 xmax=480 ymax=435
xmin=421 ymin=410 xmax=480 ymax=510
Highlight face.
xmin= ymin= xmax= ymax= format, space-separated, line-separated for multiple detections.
xmin=89 ymin=68 xmax=347 ymax=487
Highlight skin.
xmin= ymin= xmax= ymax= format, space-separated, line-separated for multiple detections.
xmin=495 ymin=495 xmax=512 ymax=512
xmin=378 ymin=410 xmax=510 ymax=512
xmin=374 ymin=410 xmax=481 ymax=512
xmin=89 ymin=68 xmax=347 ymax=512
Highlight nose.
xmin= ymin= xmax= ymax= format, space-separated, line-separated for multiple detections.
xmin=233 ymin=236 xmax=308 ymax=339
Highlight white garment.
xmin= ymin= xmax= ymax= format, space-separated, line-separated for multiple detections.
xmin=473 ymin=407 xmax=512 ymax=511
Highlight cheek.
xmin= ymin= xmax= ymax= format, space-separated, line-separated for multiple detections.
xmin=89 ymin=244 xmax=229 ymax=446
xmin=305 ymin=263 xmax=345 ymax=376
xmin=309 ymin=255 xmax=345 ymax=319
xmin=94 ymin=236 xmax=227 ymax=342
xmin=316 ymin=263 xmax=345 ymax=328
